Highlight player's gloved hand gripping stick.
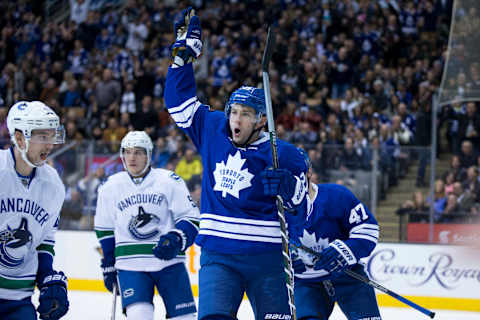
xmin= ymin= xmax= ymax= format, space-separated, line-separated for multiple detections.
xmin=291 ymin=242 xmax=436 ymax=319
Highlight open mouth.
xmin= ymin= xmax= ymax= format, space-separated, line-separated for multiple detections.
xmin=40 ymin=152 xmax=48 ymax=161
xmin=233 ymin=128 xmax=241 ymax=138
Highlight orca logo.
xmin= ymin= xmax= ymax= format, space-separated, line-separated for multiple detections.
xmin=0 ymin=218 xmax=33 ymax=268
xmin=127 ymin=206 xmax=160 ymax=240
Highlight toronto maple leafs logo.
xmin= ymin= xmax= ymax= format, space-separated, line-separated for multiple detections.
xmin=213 ymin=151 xmax=254 ymax=198
xmin=297 ymin=230 xmax=329 ymax=267
xmin=0 ymin=218 xmax=33 ymax=268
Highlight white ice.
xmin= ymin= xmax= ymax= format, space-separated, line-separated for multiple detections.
xmin=32 ymin=290 xmax=480 ymax=320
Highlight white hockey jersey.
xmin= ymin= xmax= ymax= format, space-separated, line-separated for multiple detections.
xmin=0 ymin=148 xmax=65 ymax=300
xmin=94 ymin=168 xmax=199 ymax=272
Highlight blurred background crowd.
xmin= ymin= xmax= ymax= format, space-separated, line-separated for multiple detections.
xmin=0 ymin=0 xmax=479 ymax=239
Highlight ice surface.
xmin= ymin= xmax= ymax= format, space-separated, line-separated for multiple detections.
xmin=31 ymin=290 xmax=480 ymax=320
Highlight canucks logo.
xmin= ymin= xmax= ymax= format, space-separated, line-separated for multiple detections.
xmin=0 ymin=218 xmax=33 ymax=268
xmin=128 ymin=206 xmax=160 ymax=240
xmin=213 ymin=151 xmax=254 ymax=199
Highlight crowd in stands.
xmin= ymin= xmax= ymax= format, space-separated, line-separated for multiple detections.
xmin=2 ymin=0 xmax=479 ymax=228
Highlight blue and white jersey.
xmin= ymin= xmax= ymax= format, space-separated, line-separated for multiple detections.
xmin=291 ymin=183 xmax=379 ymax=281
xmin=165 ymin=64 xmax=308 ymax=254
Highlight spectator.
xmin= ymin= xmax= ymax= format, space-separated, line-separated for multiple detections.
xmin=459 ymin=102 xmax=480 ymax=147
xmin=102 ymin=117 xmax=127 ymax=152
xmin=338 ymin=137 xmax=362 ymax=171
xmin=59 ymin=79 xmax=82 ymax=107
xmin=415 ymin=103 xmax=432 ymax=187
xmin=452 ymin=181 xmax=475 ymax=213
xmin=120 ymin=81 xmax=136 ymax=113
xmin=131 ymin=95 xmax=157 ymax=134
xmin=151 ymin=136 xmax=171 ymax=169
xmin=458 ymin=140 xmax=478 ymax=169
xmin=77 ymin=165 xmax=106 ymax=229
xmin=396 ymin=190 xmax=429 ymax=222
xmin=124 ymin=13 xmax=148 ymax=56
xmin=175 ymin=148 xmax=203 ymax=182
xmin=70 ymin=0 xmax=91 ymax=25
xmin=426 ymin=179 xmax=447 ymax=221
xmin=95 ymin=68 xmax=121 ymax=110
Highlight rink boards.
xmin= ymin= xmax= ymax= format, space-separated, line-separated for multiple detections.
xmin=54 ymin=231 xmax=480 ymax=312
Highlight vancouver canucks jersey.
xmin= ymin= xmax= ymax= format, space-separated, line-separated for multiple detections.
xmin=165 ymin=64 xmax=308 ymax=254
xmin=94 ymin=168 xmax=199 ymax=271
xmin=0 ymin=148 xmax=65 ymax=300
xmin=291 ymin=183 xmax=379 ymax=281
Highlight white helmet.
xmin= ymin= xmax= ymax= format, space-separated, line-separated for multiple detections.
xmin=7 ymin=101 xmax=65 ymax=167
xmin=120 ymin=131 xmax=154 ymax=177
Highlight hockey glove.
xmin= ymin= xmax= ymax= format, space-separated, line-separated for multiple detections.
xmin=101 ymin=258 xmax=119 ymax=294
xmin=152 ymin=230 xmax=185 ymax=260
xmin=292 ymin=258 xmax=307 ymax=274
xmin=37 ymin=271 xmax=69 ymax=320
xmin=260 ymin=168 xmax=307 ymax=211
xmin=171 ymin=7 xmax=202 ymax=66
xmin=314 ymin=240 xmax=357 ymax=277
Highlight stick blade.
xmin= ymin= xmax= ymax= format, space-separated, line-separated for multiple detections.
xmin=262 ymin=27 xmax=276 ymax=72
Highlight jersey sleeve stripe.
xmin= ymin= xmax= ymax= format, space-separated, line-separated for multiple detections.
xmin=201 ymin=213 xmax=280 ymax=226
xmin=95 ymin=230 xmax=115 ymax=240
xmin=350 ymin=229 xmax=379 ymax=238
xmin=170 ymin=101 xmax=201 ymax=128
xmin=175 ymin=217 xmax=200 ymax=230
xmin=350 ymin=234 xmax=378 ymax=243
xmin=36 ymin=244 xmax=55 ymax=256
xmin=350 ymin=223 xmax=379 ymax=233
xmin=168 ymin=96 xmax=198 ymax=113
xmin=201 ymin=218 xmax=282 ymax=238
xmin=199 ymin=229 xmax=282 ymax=243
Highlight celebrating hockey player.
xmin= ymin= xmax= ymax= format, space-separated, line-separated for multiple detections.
xmin=94 ymin=131 xmax=199 ymax=320
xmin=0 ymin=101 xmax=69 ymax=320
xmin=290 ymin=153 xmax=382 ymax=320
xmin=164 ymin=8 xmax=309 ymax=320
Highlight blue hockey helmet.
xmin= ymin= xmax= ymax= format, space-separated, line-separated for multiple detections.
xmin=298 ymin=147 xmax=311 ymax=170
xmin=225 ymin=86 xmax=266 ymax=119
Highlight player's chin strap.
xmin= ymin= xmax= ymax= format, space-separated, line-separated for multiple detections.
xmin=15 ymin=138 xmax=44 ymax=168
xmin=230 ymin=120 xmax=265 ymax=149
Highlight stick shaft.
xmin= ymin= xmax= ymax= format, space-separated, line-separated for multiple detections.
xmin=295 ymin=243 xmax=435 ymax=318
xmin=262 ymin=27 xmax=296 ymax=320
xmin=111 ymin=284 xmax=117 ymax=320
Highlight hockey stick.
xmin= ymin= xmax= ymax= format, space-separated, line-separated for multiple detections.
xmin=110 ymin=283 xmax=118 ymax=320
xmin=292 ymin=243 xmax=436 ymax=319
xmin=262 ymin=27 xmax=297 ymax=320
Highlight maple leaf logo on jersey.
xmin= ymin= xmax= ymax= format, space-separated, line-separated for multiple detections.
xmin=297 ymin=230 xmax=329 ymax=266
xmin=213 ymin=151 xmax=254 ymax=199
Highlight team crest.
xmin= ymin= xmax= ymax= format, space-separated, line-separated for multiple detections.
xmin=0 ymin=218 xmax=33 ymax=268
xmin=213 ymin=151 xmax=254 ymax=199
xmin=128 ymin=206 xmax=160 ymax=240
xmin=297 ymin=230 xmax=329 ymax=267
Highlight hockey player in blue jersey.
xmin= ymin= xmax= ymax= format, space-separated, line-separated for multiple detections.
xmin=289 ymin=155 xmax=382 ymax=320
xmin=164 ymin=8 xmax=308 ymax=320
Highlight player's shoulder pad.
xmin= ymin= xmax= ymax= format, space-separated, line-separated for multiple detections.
xmin=277 ymin=141 xmax=308 ymax=172
xmin=39 ymin=163 xmax=65 ymax=197
xmin=0 ymin=149 xmax=9 ymax=170
xmin=320 ymin=183 xmax=358 ymax=204
xmin=98 ymin=171 xmax=125 ymax=191
xmin=152 ymin=168 xmax=185 ymax=183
